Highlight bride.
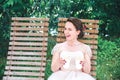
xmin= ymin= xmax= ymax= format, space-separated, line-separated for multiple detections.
xmin=48 ymin=17 xmax=95 ymax=80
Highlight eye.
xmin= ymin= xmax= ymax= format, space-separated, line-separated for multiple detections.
xmin=68 ymin=28 xmax=72 ymax=31
xmin=64 ymin=28 xmax=67 ymax=30
xmin=64 ymin=27 xmax=72 ymax=31
xmin=64 ymin=28 xmax=67 ymax=32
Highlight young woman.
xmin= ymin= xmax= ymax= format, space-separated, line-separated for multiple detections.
xmin=48 ymin=17 xmax=95 ymax=80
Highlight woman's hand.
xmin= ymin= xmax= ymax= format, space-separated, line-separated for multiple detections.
xmin=80 ymin=61 xmax=84 ymax=66
xmin=59 ymin=58 xmax=66 ymax=69
xmin=80 ymin=61 xmax=85 ymax=71
xmin=51 ymin=57 xmax=66 ymax=72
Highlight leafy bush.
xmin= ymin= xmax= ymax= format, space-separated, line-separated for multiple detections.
xmin=45 ymin=60 xmax=52 ymax=80
xmin=97 ymin=37 xmax=120 ymax=80
xmin=112 ymin=48 xmax=120 ymax=79
xmin=45 ymin=36 xmax=56 ymax=80
xmin=0 ymin=57 xmax=6 ymax=79
xmin=113 ymin=38 xmax=120 ymax=48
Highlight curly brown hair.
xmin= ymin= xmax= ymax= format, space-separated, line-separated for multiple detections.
xmin=67 ymin=17 xmax=84 ymax=38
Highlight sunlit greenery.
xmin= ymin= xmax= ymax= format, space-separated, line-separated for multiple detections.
xmin=97 ymin=37 xmax=120 ymax=80
xmin=0 ymin=0 xmax=120 ymax=80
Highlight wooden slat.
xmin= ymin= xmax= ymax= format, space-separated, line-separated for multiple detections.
xmin=3 ymin=77 xmax=44 ymax=80
xmin=58 ymin=28 xmax=98 ymax=34
xmin=57 ymin=38 xmax=98 ymax=44
xmin=9 ymin=46 xmax=47 ymax=51
xmin=11 ymin=27 xmax=48 ymax=31
xmin=91 ymin=56 xmax=97 ymax=60
xmin=58 ymin=18 xmax=99 ymax=23
xmin=11 ymin=32 xmax=48 ymax=36
xmin=4 ymin=71 xmax=43 ymax=76
xmin=91 ymin=51 xmax=97 ymax=55
xmin=7 ymin=56 xmax=46 ymax=61
xmin=7 ymin=61 xmax=46 ymax=66
xmin=81 ymin=19 xmax=99 ymax=23
xmin=85 ymin=24 xmax=99 ymax=28
xmin=9 ymin=42 xmax=47 ymax=46
xmin=8 ymin=51 xmax=46 ymax=56
xmin=79 ymin=40 xmax=98 ymax=44
xmin=12 ymin=17 xmax=49 ymax=21
xmin=58 ymin=23 xmax=99 ymax=28
xmin=83 ymin=35 xmax=98 ymax=38
xmin=91 ymin=61 xmax=97 ymax=66
xmin=10 ymin=37 xmax=48 ymax=41
xmin=90 ymin=45 xmax=98 ymax=49
xmin=58 ymin=18 xmax=67 ymax=21
xmin=91 ymin=66 xmax=96 ymax=71
xmin=90 ymin=71 xmax=96 ymax=76
xmin=5 ymin=66 xmax=45 ymax=71
xmin=85 ymin=29 xmax=98 ymax=34
xmin=11 ymin=22 xmax=49 ymax=26
xmin=57 ymin=33 xmax=98 ymax=39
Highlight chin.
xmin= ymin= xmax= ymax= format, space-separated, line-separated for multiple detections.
xmin=66 ymin=38 xmax=72 ymax=41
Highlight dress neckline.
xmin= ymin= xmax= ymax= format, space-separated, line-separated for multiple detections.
xmin=61 ymin=50 xmax=83 ymax=54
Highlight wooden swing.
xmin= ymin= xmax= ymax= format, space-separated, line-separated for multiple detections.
xmin=3 ymin=17 xmax=99 ymax=80
xmin=3 ymin=17 xmax=49 ymax=80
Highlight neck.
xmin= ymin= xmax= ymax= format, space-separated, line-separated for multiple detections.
xmin=66 ymin=40 xmax=79 ymax=46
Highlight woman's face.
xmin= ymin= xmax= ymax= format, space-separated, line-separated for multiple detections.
xmin=64 ymin=22 xmax=80 ymax=41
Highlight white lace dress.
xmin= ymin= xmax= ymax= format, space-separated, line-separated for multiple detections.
xmin=48 ymin=50 xmax=95 ymax=80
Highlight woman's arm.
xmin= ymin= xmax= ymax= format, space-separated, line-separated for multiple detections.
xmin=51 ymin=52 xmax=60 ymax=72
xmin=51 ymin=44 xmax=65 ymax=72
xmin=51 ymin=52 xmax=65 ymax=72
xmin=82 ymin=45 xmax=92 ymax=74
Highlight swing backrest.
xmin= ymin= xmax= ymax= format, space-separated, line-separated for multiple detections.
xmin=3 ymin=17 xmax=49 ymax=80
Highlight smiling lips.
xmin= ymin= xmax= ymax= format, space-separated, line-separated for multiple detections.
xmin=65 ymin=35 xmax=71 ymax=38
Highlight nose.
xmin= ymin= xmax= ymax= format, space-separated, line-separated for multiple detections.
xmin=64 ymin=29 xmax=69 ymax=34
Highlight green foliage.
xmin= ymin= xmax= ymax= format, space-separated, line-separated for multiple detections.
xmin=0 ymin=57 xmax=6 ymax=79
xmin=31 ymin=0 xmax=120 ymax=38
xmin=113 ymin=38 xmax=120 ymax=48
xmin=45 ymin=36 xmax=56 ymax=80
xmin=97 ymin=37 xmax=120 ymax=80
xmin=92 ymin=0 xmax=120 ymax=38
xmin=45 ymin=60 xmax=52 ymax=80
xmin=112 ymin=48 xmax=120 ymax=79
xmin=0 ymin=0 xmax=33 ymax=56
xmin=47 ymin=36 xmax=56 ymax=59
xmin=0 ymin=0 xmax=120 ymax=80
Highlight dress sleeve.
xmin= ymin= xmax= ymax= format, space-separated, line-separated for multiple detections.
xmin=83 ymin=45 xmax=92 ymax=73
xmin=85 ymin=45 xmax=92 ymax=58
xmin=51 ymin=44 xmax=61 ymax=55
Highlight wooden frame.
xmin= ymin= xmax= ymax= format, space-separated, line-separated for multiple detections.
xmin=3 ymin=17 xmax=49 ymax=80
xmin=3 ymin=17 xmax=99 ymax=80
